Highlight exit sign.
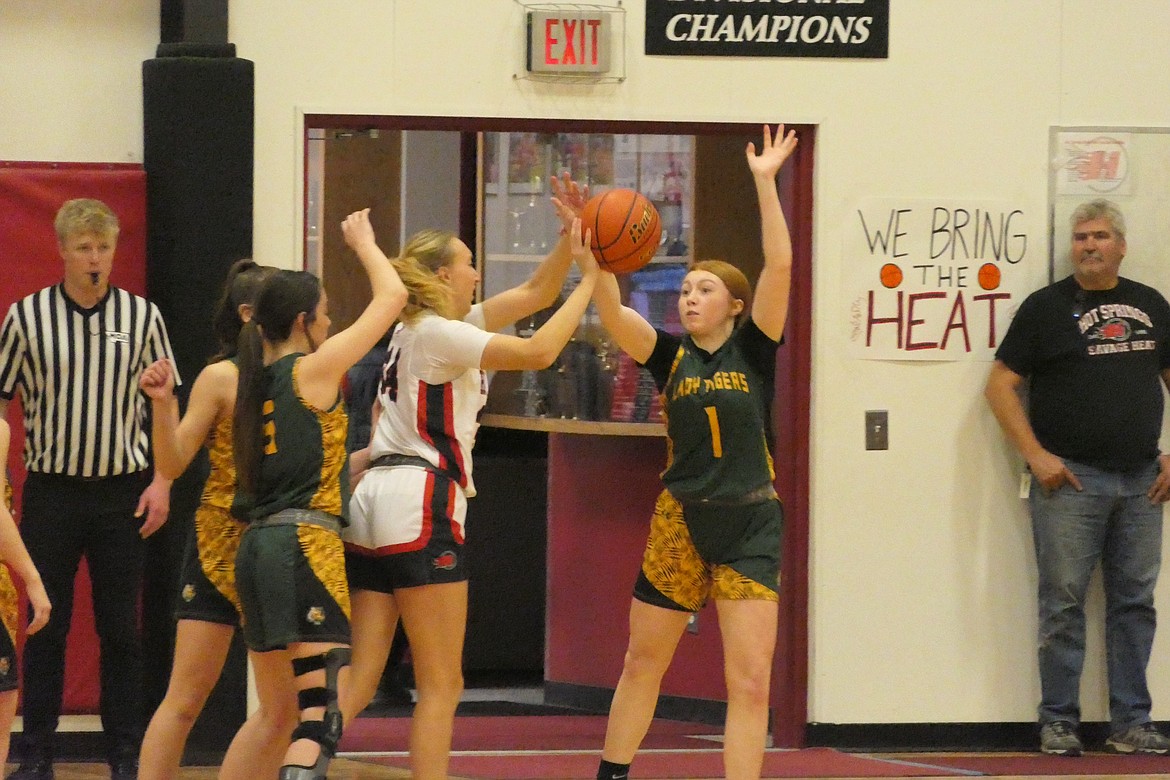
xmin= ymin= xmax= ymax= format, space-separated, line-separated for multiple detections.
xmin=527 ymin=10 xmax=611 ymax=74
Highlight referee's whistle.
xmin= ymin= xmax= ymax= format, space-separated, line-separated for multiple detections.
xmin=90 ymin=272 xmax=100 ymax=285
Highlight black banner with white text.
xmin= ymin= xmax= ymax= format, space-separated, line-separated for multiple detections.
xmin=645 ymin=0 xmax=889 ymax=59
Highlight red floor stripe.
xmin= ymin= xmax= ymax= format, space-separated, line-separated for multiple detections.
xmin=356 ymin=748 xmax=959 ymax=779
xmin=341 ymin=715 xmax=723 ymax=753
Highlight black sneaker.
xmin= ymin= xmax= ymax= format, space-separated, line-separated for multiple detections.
xmin=5 ymin=759 xmax=53 ymax=780
xmin=1039 ymin=720 xmax=1082 ymax=756
xmin=109 ymin=758 xmax=138 ymax=780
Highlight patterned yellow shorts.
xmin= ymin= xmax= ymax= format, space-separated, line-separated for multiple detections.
xmin=0 ymin=482 xmax=17 ymax=690
xmin=634 ymin=489 xmax=782 ymax=612
xmin=175 ymin=503 xmax=245 ymax=624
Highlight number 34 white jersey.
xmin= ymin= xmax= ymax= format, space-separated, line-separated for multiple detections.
xmin=369 ymin=305 xmax=493 ymax=497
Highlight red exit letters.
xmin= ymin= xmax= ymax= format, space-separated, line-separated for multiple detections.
xmin=527 ymin=11 xmax=611 ymax=74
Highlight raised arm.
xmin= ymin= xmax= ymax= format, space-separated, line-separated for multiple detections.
xmin=747 ymin=124 xmax=799 ymax=342
xmin=481 ymin=172 xmax=589 ymax=333
xmin=479 ymin=218 xmax=598 ymax=371
xmin=140 ymin=358 xmax=232 ymax=480
xmin=984 ymin=360 xmax=1081 ymax=492
xmin=591 ymin=271 xmax=658 ymax=365
xmin=299 ymin=209 xmax=408 ymax=408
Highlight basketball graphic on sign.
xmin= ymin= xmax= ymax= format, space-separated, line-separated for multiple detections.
xmin=978 ymin=263 xmax=1001 ymax=290
xmin=879 ymin=263 xmax=903 ymax=289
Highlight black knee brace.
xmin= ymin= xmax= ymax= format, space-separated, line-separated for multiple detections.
xmin=279 ymin=647 xmax=352 ymax=780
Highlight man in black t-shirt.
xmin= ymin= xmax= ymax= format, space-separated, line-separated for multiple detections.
xmin=985 ymin=199 xmax=1170 ymax=757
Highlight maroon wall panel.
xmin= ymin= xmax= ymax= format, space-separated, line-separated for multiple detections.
xmin=545 ymin=433 xmax=731 ymax=700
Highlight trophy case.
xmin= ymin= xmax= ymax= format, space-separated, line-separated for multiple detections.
xmin=478 ymin=131 xmax=695 ymax=435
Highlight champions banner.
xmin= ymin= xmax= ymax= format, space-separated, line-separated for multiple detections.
xmin=645 ymin=0 xmax=889 ymax=59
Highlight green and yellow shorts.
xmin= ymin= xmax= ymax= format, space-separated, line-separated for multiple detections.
xmin=633 ymin=488 xmax=783 ymax=612
xmin=236 ymin=512 xmax=351 ymax=652
xmin=175 ymin=503 xmax=246 ymax=625
xmin=0 ymin=566 xmax=17 ymax=692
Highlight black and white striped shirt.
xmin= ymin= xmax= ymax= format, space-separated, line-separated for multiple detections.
xmin=0 ymin=284 xmax=178 ymax=478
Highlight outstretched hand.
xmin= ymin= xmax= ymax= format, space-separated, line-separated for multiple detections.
xmin=746 ymin=123 xmax=798 ymax=179
xmin=551 ymin=171 xmax=590 ymax=233
xmin=568 ymin=217 xmax=598 ymax=277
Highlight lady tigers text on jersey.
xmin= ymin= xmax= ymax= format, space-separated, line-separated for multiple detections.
xmin=671 ymin=370 xmax=750 ymax=400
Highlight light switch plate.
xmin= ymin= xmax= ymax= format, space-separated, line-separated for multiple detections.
xmin=865 ymin=410 xmax=888 ymax=450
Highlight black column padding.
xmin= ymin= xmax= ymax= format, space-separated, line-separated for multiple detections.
xmin=143 ymin=51 xmax=253 ymax=385
xmin=141 ymin=50 xmax=254 ymax=760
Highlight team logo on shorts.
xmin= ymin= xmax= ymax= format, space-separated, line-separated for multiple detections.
xmin=306 ymin=606 xmax=326 ymax=625
xmin=182 ymin=584 xmax=196 ymax=602
xmin=432 ymin=551 xmax=457 ymax=570
xmin=0 ymin=657 xmax=9 ymax=676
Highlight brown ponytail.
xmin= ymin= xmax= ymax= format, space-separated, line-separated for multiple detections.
xmin=231 ymin=270 xmax=322 ymax=497
xmin=232 ymin=320 xmax=266 ymax=496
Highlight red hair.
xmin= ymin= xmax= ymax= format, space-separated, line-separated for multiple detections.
xmin=688 ymin=260 xmax=752 ymax=325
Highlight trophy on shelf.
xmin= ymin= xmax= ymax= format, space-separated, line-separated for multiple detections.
xmin=507 ymin=204 xmax=528 ymax=252
xmin=658 ymin=154 xmax=688 ymax=257
xmin=515 ymin=369 xmax=546 ymax=417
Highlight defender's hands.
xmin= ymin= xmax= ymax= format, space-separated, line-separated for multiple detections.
xmin=568 ymin=218 xmax=598 ymax=277
xmin=551 ymin=171 xmax=590 ymax=234
xmin=746 ymin=123 xmax=798 ymax=179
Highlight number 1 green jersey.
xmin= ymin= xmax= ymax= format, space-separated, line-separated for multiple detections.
xmin=643 ymin=321 xmax=778 ymax=504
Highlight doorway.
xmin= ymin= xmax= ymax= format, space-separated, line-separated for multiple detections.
xmin=304 ymin=115 xmax=814 ymax=746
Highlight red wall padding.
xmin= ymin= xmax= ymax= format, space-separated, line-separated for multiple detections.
xmin=0 ymin=161 xmax=147 ymax=714
xmin=545 ymin=433 xmax=734 ymax=699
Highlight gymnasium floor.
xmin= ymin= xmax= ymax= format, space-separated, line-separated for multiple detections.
xmin=16 ymin=755 xmax=1170 ymax=780
xmin=13 ymin=686 xmax=1170 ymax=780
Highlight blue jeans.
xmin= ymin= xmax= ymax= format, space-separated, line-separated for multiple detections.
xmin=1029 ymin=458 xmax=1163 ymax=731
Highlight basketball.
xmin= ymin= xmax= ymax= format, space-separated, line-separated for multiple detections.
xmin=579 ymin=188 xmax=662 ymax=274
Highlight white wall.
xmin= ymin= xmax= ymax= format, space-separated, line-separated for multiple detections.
xmin=5 ymin=0 xmax=1170 ymax=727
xmin=0 ymin=1 xmax=158 ymax=162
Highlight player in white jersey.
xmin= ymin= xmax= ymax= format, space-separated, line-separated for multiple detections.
xmin=342 ymin=174 xmax=599 ymax=780
xmin=341 ymin=310 xmax=489 ymax=559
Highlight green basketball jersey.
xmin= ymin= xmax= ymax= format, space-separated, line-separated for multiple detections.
xmin=250 ymin=354 xmax=350 ymax=522
xmin=645 ymin=322 xmax=778 ymax=504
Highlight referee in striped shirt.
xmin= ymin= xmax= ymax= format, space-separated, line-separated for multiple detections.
xmin=0 ymin=199 xmax=177 ymax=780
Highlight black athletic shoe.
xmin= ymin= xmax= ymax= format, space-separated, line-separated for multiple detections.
xmin=5 ymin=759 xmax=53 ymax=780
xmin=109 ymin=758 xmax=138 ymax=780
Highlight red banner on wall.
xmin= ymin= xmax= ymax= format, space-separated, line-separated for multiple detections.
xmin=0 ymin=161 xmax=147 ymax=714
